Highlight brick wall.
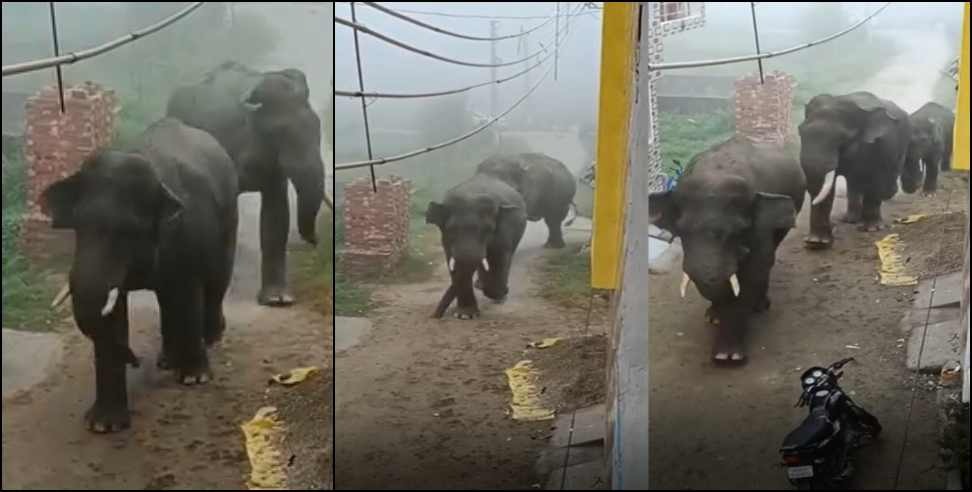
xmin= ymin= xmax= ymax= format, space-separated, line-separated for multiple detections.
xmin=340 ymin=176 xmax=411 ymax=278
xmin=734 ymin=71 xmax=795 ymax=147
xmin=20 ymin=82 xmax=119 ymax=252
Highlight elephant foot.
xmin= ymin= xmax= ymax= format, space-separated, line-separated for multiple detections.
xmin=544 ymin=239 xmax=566 ymax=249
xmin=705 ymin=306 xmax=720 ymax=326
xmin=712 ymin=328 xmax=746 ymax=363
xmin=258 ymin=286 xmax=295 ymax=307
xmin=840 ymin=213 xmax=862 ymax=224
xmin=804 ymin=233 xmax=833 ymax=250
xmin=85 ymin=403 xmax=131 ymax=433
xmin=857 ymin=221 xmax=885 ymax=232
xmin=921 ymin=188 xmax=937 ymax=198
xmin=454 ymin=306 xmax=480 ymax=320
xmin=752 ymin=296 xmax=771 ymax=313
xmin=176 ymin=363 xmax=212 ymax=385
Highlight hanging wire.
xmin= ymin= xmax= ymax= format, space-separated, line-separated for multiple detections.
xmin=3 ymin=2 xmax=204 ymax=76
xmin=48 ymin=2 xmax=66 ymax=113
xmin=335 ymin=4 xmax=585 ymax=172
xmin=335 ymin=17 xmax=550 ymax=68
xmin=360 ymin=2 xmax=557 ymax=41
xmin=350 ymin=2 xmax=379 ymax=192
xmin=649 ymin=2 xmax=890 ymax=71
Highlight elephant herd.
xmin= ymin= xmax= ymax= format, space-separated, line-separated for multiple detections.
xmin=425 ymin=91 xmax=955 ymax=368
xmin=425 ymin=153 xmax=577 ymax=320
xmin=40 ymin=62 xmax=325 ymax=432
xmin=650 ymin=91 xmax=955 ymax=363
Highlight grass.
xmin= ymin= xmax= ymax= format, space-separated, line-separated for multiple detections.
xmin=658 ymin=110 xmax=735 ymax=178
xmin=2 ymin=140 xmax=61 ymax=331
xmin=290 ymin=212 xmax=333 ymax=318
xmin=535 ymin=244 xmax=593 ymax=309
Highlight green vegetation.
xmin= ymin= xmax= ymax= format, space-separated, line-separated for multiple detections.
xmin=290 ymin=211 xmax=333 ymax=318
xmin=658 ymin=110 xmax=735 ymax=177
xmin=2 ymin=141 xmax=59 ymax=331
xmin=536 ymin=244 xmax=592 ymax=308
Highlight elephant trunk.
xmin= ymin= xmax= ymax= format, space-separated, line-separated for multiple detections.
xmin=284 ymin=151 xmax=325 ymax=246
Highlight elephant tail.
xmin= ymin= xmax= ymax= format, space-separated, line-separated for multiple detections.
xmin=563 ymin=201 xmax=578 ymax=227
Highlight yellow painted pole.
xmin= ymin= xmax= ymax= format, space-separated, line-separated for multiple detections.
xmin=952 ymin=2 xmax=969 ymax=171
xmin=591 ymin=2 xmax=638 ymax=290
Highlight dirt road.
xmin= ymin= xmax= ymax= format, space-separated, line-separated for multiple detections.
xmin=648 ymin=174 xmax=966 ymax=490
xmin=335 ymin=220 xmax=602 ymax=489
xmin=2 ymin=194 xmax=331 ymax=490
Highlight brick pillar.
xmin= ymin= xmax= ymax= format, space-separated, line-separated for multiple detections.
xmin=733 ymin=71 xmax=795 ymax=147
xmin=340 ymin=176 xmax=411 ymax=278
xmin=20 ymin=82 xmax=119 ymax=252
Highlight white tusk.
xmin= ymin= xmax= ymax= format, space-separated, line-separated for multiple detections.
xmin=729 ymin=274 xmax=740 ymax=297
xmin=481 ymin=259 xmax=490 ymax=272
xmin=101 ymin=288 xmax=120 ymax=316
xmin=448 ymin=258 xmax=455 ymax=272
xmin=919 ymin=160 xmax=926 ymax=175
xmin=680 ymin=272 xmax=691 ymax=298
xmin=51 ymin=284 xmax=71 ymax=308
xmin=811 ymin=170 xmax=836 ymax=206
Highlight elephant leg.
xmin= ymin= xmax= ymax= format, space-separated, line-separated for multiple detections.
xmin=482 ymin=250 xmax=512 ymax=302
xmin=858 ymin=194 xmax=885 ymax=232
xmin=258 ymin=180 xmax=294 ymax=307
xmin=840 ymin=185 xmax=863 ymax=224
xmin=923 ymin=153 xmax=941 ymax=196
xmin=454 ymin=272 xmax=480 ymax=320
xmin=543 ymin=211 xmax=567 ymax=249
xmin=711 ymin=301 xmax=748 ymax=363
xmin=159 ymin=283 xmax=211 ymax=385
xmin=204 ymin=232 xmax=236 ymax=346
xmin=86 ymin=297 xmax=131 ymax=433
xmin=805 ymin=173 xmax=836 ymax=249
xmin=705 ymin=304 xmax=720 ymax=325
xmin=474 ymin=263 xmax=486 ymax=291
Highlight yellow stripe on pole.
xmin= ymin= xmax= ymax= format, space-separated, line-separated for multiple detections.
xmin=591 ymin=2 xmax=638 ymax=290
xmin=953 ymin=2 xmax=970 ymax=171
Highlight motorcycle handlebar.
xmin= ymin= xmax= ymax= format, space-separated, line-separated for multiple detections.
xmin=830 ymin=357 xmax=855 ymax=371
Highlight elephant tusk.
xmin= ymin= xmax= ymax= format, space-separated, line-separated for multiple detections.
xmin=811 ymin=170 xmax=836 ymax=206
xmin=919 ymin=159 xmax=926 ymax=175
xmin=680 ymin=272 xmax=691 ymax=298
xmin=481 ymin=259 xmax=490 ymax=272
xmin=448 ymin=257 xmax=455 ymax=273
xmin=101 ymin=288 xmax=120 ymax=316
xmin=729 ymin=274 xmax=740 ymax=297
xmin=51 ymin=284 xmax=71 ymax=308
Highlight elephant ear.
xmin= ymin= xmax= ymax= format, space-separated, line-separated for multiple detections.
xmin=426 ymin=202 xmax=448 ymax=228
xmin=40 ymin=172 xmax=82 ymax=229
xmin=648 ymin=190 xmax=678 ymax=234
xmin=753 ymin=192 xmax=796 ymax=230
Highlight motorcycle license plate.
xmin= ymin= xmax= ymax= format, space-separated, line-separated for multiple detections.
xmin=787 ymin=465 xmax=814 ymax=479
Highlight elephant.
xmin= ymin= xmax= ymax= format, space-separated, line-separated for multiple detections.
xmin=166 ymin=61 xmax=325 ymax=306
xmin=425 ymin=174 xmax=527 ymax=320
xmin=41 ymin=118 xmax=239 ymax=432
xmin=475 ymin=153 xmax=577 ymax=248
xmin=649 ymin=137 xmax=805 ymax=362
xmin=799 ymin=92 xmax=911 ymax=248
xmin=902 ymin=101 xmax=954 ymax=196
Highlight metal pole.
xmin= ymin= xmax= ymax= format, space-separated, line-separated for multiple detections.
xmin=350 ymin=2 xmax=378 ymax=192
xmin=490 ymin=20 xmax=499 ymax=119
xmin=555 ymin=2 xmax=560 ymax=81
xmin=48 ymin=2 xmax=65 ymax=113
xmin=751 ymin=2 xmax=765 ymax=84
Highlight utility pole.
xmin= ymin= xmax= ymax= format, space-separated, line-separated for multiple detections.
xmin=555 ymin=2 xmax=560 ymax=81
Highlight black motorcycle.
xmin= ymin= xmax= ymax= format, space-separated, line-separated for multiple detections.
xmin=779 ymin=357 xmax=882 ymax=489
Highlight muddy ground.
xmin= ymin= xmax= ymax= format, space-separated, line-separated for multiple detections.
xmin=648 ymin=173 xmax=967 ymax=490
xmin=2 ymin=194 xmax=332 ymax=490
xmin=335 ymin=221 xmax=603 ymax=489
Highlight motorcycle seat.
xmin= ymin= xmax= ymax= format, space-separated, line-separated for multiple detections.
xmin=781 ymin=407 xmax=835 ymax=451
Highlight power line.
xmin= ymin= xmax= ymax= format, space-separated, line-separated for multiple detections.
xmin=335 ymin=10 xmax=574 ymax=99
xmin=361 ymin=2 xmax=557 ymax=41
xmin=335 ymin=16 xmax=550 ymax=68
xmin=2 ymin=2 xmax=205 ymax=76
xmin=335 ymin=61 xmax=555 ymax=171
xmin=650 ymin=2 xmax=890 ymax=71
